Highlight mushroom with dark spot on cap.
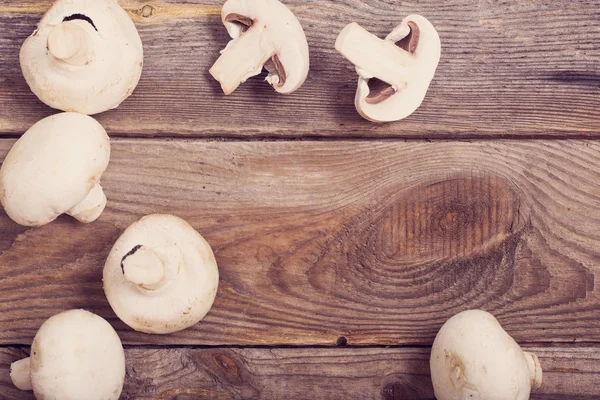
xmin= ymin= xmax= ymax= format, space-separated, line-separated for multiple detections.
xmin=103 ymin=214 xmax=220 ymax=334
xmin=20 ymin=0 xmax=143 ymax=115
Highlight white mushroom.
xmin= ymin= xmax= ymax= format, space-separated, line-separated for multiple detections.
xmin=103 ymin=214 xmax=219 ymax=334
xmin=210 ymin=0 xmax=310 ymax=94
xmin=10 ymin=309 xmax=125 ymax=400
xmin=0 ymin=112 xmax=110 ymax=227
xmin=20 ymin=0 xmax=143 ymax=115
xmin=335 ymin=15 xmax=441 ymax=122
xmin=430 ymin=310 xmax=543 ymax=400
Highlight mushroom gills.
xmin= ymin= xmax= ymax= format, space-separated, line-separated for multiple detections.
xmin=224 ymin=13 xmax=253 ymax=33
xmin=366 ymin=78 xmax=397 ymax=104
xmin=264 ymin=54 xmax=287 ymax=88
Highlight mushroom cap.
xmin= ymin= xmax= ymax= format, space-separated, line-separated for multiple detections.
xmin=103 ymin=214 xmax=219 ymax=334
xmin=0 ymin=112 xmax=110 ymax=227
xmin=20 ymin=0 xmax=143 ymax=115
xmin=219 ymin=0 xmax=309 ymax=94
xmin=430 ymin=310 xmax=534 ymax=400
xmin=30 ymin=310 xmax=125 ymax=400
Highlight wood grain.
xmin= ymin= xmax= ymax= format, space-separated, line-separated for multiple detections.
xmin=0 ymin=0 xmax=599 ymax=137
xmin=1 ymin=139 xmax=600 ymax=346
xmin=1 ymin=346 xmax=599 ymax=399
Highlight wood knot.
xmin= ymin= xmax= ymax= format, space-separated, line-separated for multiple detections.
xmin=382 ymin=381 xmax=422 ymax=400
xmin=336 ymin=336 xmax=348 ymax=346
xmin=211 ymin=352 xmax=244 ymax=384
xmin=312 ymin=174 xmax=526 ymax=304
xmin=141 ymin=5 xmax=155 ymax=18
xmin=371 ymin=175 xmax=522 ymax=264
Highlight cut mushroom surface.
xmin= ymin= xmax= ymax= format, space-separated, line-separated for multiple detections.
xmin=335 ymin=15 xmax=441 ymax=122
xmin=103 ymin=214 xmax=219 ymax=334
xmin=10 ymin=310 xmax=125 ymax=400
xmin=210 ymin=0 xmax=310 ymax=94
xmin=20 ymin=0 xmax=143 ymax=115
xmin=430 ymin=310 xmax=543 ymax=400
xmin=0 ymin=112 xmax=110 ymax=227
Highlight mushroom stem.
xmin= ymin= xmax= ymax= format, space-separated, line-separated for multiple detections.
xmin=67 ymin=183 xmax=107 ymax=223
xmin=47 ymin=20 xmax=96 ymax=67
xmin=210 ymin=24 xmax=273 ymax=94
xmin=10 ymin=357 xmax=32 ymax=391
xmin=335 ymin=22 xmax=414 ymax=88
xmin=122 ymin=245 xmax=181 ymax=293
xmin=524 ymin=351 xmax=543 ymax=390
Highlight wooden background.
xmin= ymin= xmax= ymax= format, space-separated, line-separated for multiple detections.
xmin=1 ymin=0 xmax=599 ymax=398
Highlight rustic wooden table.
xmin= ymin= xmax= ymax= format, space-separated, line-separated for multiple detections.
xmin=1 ymin=0 xmax=599 ymax=398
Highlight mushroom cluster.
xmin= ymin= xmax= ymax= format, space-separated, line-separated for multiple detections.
xmin=208 ymin=2 xmax=441 ymax=119
xmin=3 ymin=0 xmax=146 ymax=228
xmin=3 ymin=2 xmax=148 ymax=396
xmin=2 ymin=0 xmax=553 ymax=398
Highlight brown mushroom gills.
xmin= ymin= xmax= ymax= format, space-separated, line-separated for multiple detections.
xmin=365 ymin=21 xmax=420 ymax=105
xmin=120 ymin=244 xmax=143 ymax=274
xmin=224 ymin=13 xmax=253 ymax=31
xmin=269 ymin=54 xmax=287 ymax=87
xmin=63 ymin=14 xmax=98 ymax=31
xmin=224 ymin=13 xmax=287 ymax=88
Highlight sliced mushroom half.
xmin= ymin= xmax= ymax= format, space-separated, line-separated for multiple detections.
xmin=335 ymin=15 xmax=441 ymax=122
xmin=210 ymin=0 xmax=310 ymax=95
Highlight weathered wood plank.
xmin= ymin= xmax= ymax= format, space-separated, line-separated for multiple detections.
xmin=0 ymin=0 xmax=598 ymax=137
xmin=1 ymin=139 xmax=600 ymax=346
xmin=1 ymin=346 xmax=599 ymax=399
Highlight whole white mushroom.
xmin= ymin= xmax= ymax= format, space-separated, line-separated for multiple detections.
xmin=20 ymin=0 xmax=143 ymax=115
xmin=0 ymin=112 xmax=110 ymax=227
xmin=10 ymin=310 xmax=125 ymax=400
xmin=430 ymin=310 xmax=543 ymax=400
xmin=103 ymin=214 xmax=219 ymax=334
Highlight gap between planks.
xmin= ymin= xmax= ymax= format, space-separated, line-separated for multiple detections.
xmin=3 ymin=134 xmax=600 ymax=141
xmin=1 ymin=346 xmax=599 ymax=399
